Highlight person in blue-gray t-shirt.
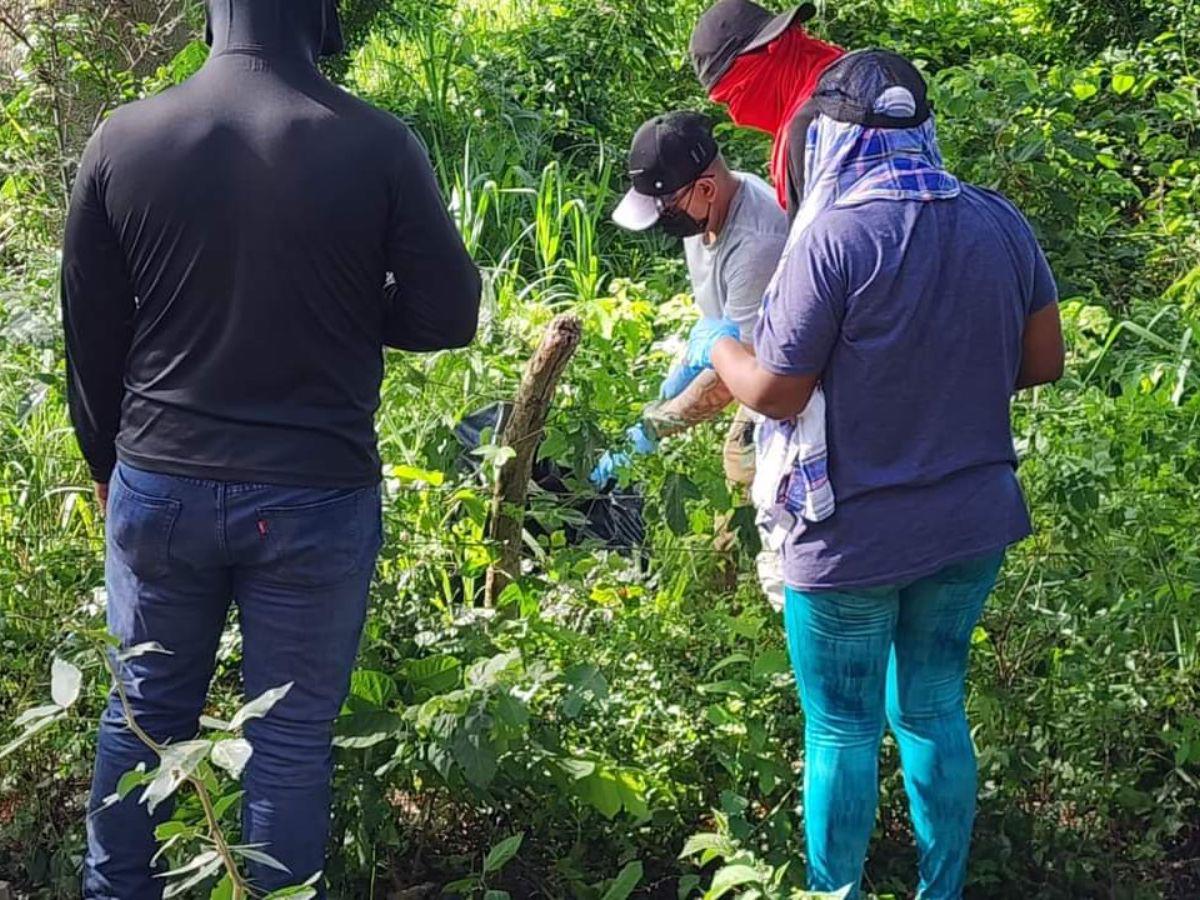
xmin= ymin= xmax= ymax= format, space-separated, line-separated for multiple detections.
xmin=687 ymin=52 xmax=1064 ymax=898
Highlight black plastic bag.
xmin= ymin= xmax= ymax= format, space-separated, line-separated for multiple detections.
xmin=453 ymin=403 xmax=644 ymax=552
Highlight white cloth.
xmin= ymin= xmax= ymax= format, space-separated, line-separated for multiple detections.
xmin=752 ymin=387 xmax=834 ymax=550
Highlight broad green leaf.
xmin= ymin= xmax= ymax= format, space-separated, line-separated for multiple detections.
xmin=165 ymin=41 xmax=209 ymax=84
xmin=333 ymin=710 xmax=403 ymax=749
xmin=230 ymin=682 xmax=293 ymax=731
xmin=697 ymin=680 xmax=750 ymax=698
xmin=467 ymin=650 xmax=521 ymax=689
xmin=679 ymin=832 xmax=732 ymax=860
xmin=117 ymin=762 xmax=153 ymax=799
xmin=614 ymin=770 xmax=649 ymax=820
xmin=483 ymin=832 xmax=524 ymax=873
xmin=441 ymin=876 xmax=480 ymax=896
xmin=1112 ymin=72 xmax=1136 ymax=94
xmin=389 ymin=464 xmax=445 ymax=485
xmin=677 ymin=874 xmax=702 ymax=899
xmin=209 ymin=874 xmax=234 ymax=900
xmin=483 ymin=892 xmax=511 ymax=900
xmin=581 ymin=769 xmax=622 ymax=819
xmin=729 ymin=614 xmax=765 ymax=640
xmin=213 ymin=790 xmax=245 ymax=820
xmin=563 ymin=663 xmax=608 ymax=717
xmin=752 ymin=648 xmax=790 ymax=679
xmin=51 ymin=657 xmax=82 ymax=708
xmin=211 ymin=738 xmax=253 ymax=779
xmin=349 ymin=669 xmax=396 ymax=707
xmin=451 ymin=730 xmax=498 ymax=788
xmin=703 ymin=863 xmax=760 ymax=900
xmin=400 ymin=655 xmax=462 ymax=693
xmin=601 ymin=861 xmax=643 ymax=900
xmin=493 ymin=690 xmax=530 ymax=729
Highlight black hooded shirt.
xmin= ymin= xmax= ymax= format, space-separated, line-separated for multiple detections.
xmin=61 ymin=0 xmax=481 ymax=488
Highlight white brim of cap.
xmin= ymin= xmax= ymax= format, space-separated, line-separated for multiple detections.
xmin=612 ymin=188 xmax=660 ymax=231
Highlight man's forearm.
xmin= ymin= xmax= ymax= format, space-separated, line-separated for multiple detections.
xmin=711 ymin=338 xmax=818 ymax=420
xmin=642 ymin=369 xmax=735 ymax=439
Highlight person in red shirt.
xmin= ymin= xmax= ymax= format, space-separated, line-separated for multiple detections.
xmin=690 ymin=1 xmax=846 ymax=219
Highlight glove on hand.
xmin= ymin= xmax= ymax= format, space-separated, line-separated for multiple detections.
xmin=659 ymin=362 xmax=701 ymax=401
xmin=685 ymin=317 xmax=741 ymax=370
xmin=625 ymin=422 xmax=657 ymax=455
xmin=588 ymin=450 xmax=630 ymax=488
xmin=587 ymin=424 xmax=658 ymax=488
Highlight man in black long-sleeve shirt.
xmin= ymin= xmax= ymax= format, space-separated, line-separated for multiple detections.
xmin=63 ymin=2 xmax=480 ymax=895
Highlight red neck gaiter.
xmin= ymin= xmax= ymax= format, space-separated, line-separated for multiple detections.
xmin=709 ymin=28 xmax=845 ymax=209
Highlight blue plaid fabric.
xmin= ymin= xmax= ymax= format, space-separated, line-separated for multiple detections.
xmin=776 ymin=107 xmax=962 ymax=264
xmin=813 ymin=118 xmax=962 ymax=209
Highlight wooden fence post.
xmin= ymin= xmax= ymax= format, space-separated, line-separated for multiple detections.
xmin=484 ymin=313 xmax=582 ymax=607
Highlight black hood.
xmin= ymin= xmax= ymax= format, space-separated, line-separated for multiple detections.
xmin=205 ymin=0 xmax=344 ymax=62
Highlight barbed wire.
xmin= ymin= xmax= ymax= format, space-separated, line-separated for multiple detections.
xmin=0 ymin=522 xmax=1186 ymax=568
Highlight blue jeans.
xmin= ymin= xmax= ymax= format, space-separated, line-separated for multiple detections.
xmin=783 ymin=553 xmax=1004 ymax=900
xmin=83 ymin=463 xmax=382 ymax=899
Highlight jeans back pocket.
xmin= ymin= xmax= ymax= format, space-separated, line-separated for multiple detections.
xmin=108 ymin=470 xmax=182 ymax=580
xmin=254 ymin=487 xmax=378 ymax=588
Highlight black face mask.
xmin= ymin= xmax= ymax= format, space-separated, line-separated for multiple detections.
xmin=656 ymin=183 xmax=709 ymax=239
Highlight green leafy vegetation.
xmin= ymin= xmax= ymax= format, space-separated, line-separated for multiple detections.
xmin=1 ymin=0 xmax=1198 ymax=897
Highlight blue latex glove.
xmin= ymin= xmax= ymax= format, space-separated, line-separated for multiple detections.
xmin=626 ymin=422 xmax=657 ymax=455
xmin=685 ymin=317 xmax=742 ymax=370
xmin=659 ymin=362 xmax=701 ymax=401
xmin=588 ymin=424 xmax=658 ymax=487
xmin=660 ymin=317 xmax=742 ymax=401
xmin=588 ymin=450 xmax=630 ymax=488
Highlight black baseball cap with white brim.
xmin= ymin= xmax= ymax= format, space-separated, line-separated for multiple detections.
xmin=612 ymin=111 xmax=720 ymax=232
xmin=690 ymin=0 xmax=818 ymax=91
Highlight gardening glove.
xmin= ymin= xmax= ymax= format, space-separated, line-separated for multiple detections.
xmin=686 ymin=317 xmax=742 ymax=370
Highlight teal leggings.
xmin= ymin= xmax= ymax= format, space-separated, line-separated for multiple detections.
xmin=783 ymin=553 xmax=1003 ymax=900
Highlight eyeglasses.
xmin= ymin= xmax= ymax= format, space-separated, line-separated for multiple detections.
xmin=654 ymin=187 xmax=688 ymax=214
xmin=653 ymin=177 xmax=710 ymax=213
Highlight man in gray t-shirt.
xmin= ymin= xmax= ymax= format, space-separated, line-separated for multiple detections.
xmin=684 ymin=170 xmax=790 ymax=340
xmin=607 ymin=111 xmax=788 ymax=607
